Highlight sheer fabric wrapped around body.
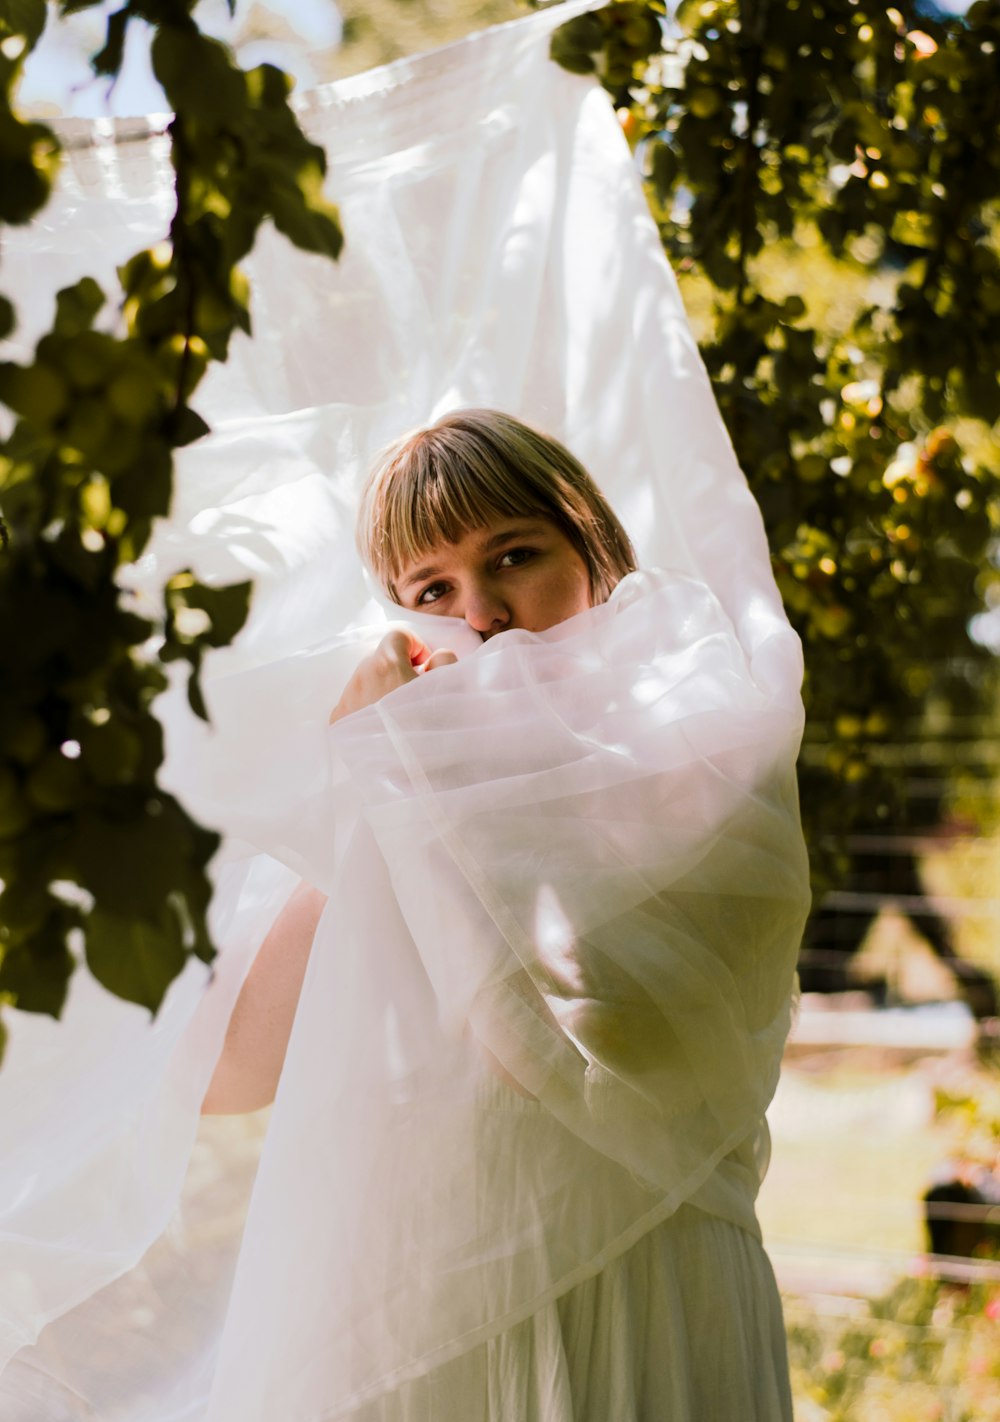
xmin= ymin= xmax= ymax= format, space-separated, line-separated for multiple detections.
xmin=177 ymin=567 xmax=810 ymax=1418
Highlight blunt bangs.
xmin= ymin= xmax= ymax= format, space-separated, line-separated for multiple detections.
xmin=370 ymin=435 xmax=551 ymax=590
xmin=358 ymin=409 xmax=637 ymax=603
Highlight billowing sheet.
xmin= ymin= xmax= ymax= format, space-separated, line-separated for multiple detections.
xmin=0 ymin=5 xmax=810 ymax=1418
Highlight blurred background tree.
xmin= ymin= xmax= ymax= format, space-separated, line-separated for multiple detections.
xmin=0 ymin=0 xmax=342 ymax=1055
xmin=333 ymin=0 xmax=523 ymax=74
xmin=545 ymin=0 xmax=1000 ymax=1003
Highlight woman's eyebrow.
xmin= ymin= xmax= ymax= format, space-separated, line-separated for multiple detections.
xmin=399 ymin=524 xmax=549 ymax=591
xmin=398 ymin=563 xmax=442 ymax=592
xmin=482 ymin=523 xmax=549 ymax=551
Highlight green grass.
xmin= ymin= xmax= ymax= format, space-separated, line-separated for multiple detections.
xmin=760 ymin=1063 xmax=957 ymax=1262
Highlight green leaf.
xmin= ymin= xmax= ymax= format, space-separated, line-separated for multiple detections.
xmin=172 ymin=405 xmax=210 ymax=447
xmin=53 ymin=277 xmax=105 ymax=336
xmin=185 ymin=578 xmax=253 ymax=648
xmin=85 ymin=906 xmax=187 ymax=1014
xmin=0 ymin=122 xmax=60 ymax=225
xmin=78 ymin=719 xmax=142 ymax=786
xmin=0 ymin=294 xmax=13 ymax=341
xmin=187 ymin=661 xmax=208 ymax=721
xmin=111 ymin=439 xmax=173 ymax=516
xmin=268 ymin=187 xmax=343 ymax=261
xmin=151 ymin=27 xmax=246 ymax=125
xmin=245 ymin=59 xmax=293 ymax=107
xmin=650 ymin=140 xmax=679 ymax=201
xmin=550 ymin=15 xmax=602 ymax=76
xmin=0 ymin=0 xmax=48 ymax=52
xmin=622 ymin=8 xmax=662 ymax=55
xmin=0 ymin=877 xmax=52 ymax=938
xmin=75 ymin=807 xmax=190 ymax=919
xmin=0 ymin=360 xmax=70 ymax=425
xmin=92 ymin=6 xmax=128 ymax=79
xmin=0 ymin=931 xmax=75 ymax=1017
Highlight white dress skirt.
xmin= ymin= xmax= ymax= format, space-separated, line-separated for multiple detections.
xmin=349 ymin=1072 xmax=793 ymax=1422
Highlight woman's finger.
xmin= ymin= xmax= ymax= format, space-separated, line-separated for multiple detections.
xmin=423 ymin=649 xmax=458 ymax=673
xmin=329 ymin=633 xmax=427 ymax=724
xmin=379 ymin=628 xmax=431 ymax=669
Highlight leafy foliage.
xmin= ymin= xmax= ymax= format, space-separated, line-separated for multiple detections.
xmin=0 ymin=0 xmax=342 ymax=1055
xmin=935 ymin=1061 xmax=1000 ymax=1171
xmin=786 ymin=1272 xmax=1000 ymax=1420
xmin=548 ymin=0 xmax=1000 ymax=891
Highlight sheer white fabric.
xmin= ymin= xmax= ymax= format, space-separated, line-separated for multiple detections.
xmin=0 ymin=5 xmax=810 ymax=1418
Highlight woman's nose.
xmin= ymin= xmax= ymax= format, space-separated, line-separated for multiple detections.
xmin=462 ymin=584 xmax=510 ymax=637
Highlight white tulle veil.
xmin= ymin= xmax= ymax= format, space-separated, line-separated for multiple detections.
xmin=0 ymin=5 xmax=810 ymax=1418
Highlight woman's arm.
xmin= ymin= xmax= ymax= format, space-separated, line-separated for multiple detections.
xmin=203 ymin=631 xmax=456 ymax=1115
xmin=201 ymin=880 xmax=328 ymax=1115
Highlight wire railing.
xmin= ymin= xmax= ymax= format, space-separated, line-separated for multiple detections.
xmin=772 ymin=1237 xmax=1000 ymax=1288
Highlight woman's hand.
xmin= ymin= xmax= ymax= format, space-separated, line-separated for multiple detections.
xmin=329 ymin=629 xmax=457 ymax=725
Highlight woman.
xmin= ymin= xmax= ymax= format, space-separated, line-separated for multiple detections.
xmin=202 ymin=409 xmax=810 ymax=1421
xmin=202 ymin=407 xmax=634 ymax=1117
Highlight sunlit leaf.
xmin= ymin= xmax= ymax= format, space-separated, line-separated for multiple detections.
xmin=1 ymin=0 xmax=48 ymax=51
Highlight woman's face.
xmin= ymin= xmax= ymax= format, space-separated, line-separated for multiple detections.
xmin=394 ymin=516 xmax=593 ymax=638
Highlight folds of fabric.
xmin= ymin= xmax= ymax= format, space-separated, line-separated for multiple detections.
xmin=195 ymin=570 xmax=809 ymax=1419
xmin=0 ymin=4 xmax=810 ymax=1418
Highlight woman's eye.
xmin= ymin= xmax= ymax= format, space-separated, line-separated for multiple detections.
xmin=498 ymin=547 xmax=536 ymax=569
xmin=417 ymin=582 xmax=449 ymax=606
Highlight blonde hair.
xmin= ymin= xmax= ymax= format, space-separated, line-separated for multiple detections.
xmin=357 ymin=409 xmax=637 ymax=603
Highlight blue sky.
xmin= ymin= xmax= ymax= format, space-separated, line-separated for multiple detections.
xmin=21 ymin=0 xmax=343 ymax=117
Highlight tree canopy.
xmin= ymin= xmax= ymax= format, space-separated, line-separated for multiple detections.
xmin=0 ymin=0 xmax=342 ymax=1055
xmin=548 ymin=0 xmax=999 ymax=879
xmin=0 ymin=0 xmax=997 ymax=1056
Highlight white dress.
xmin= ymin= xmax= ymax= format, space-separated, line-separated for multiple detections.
xmin=349 ymin=1074 xmax=793 ymax=1422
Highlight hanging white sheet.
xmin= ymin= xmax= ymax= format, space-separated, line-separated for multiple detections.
xmin=0 ymin=5 xmax=811 ymax=1419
